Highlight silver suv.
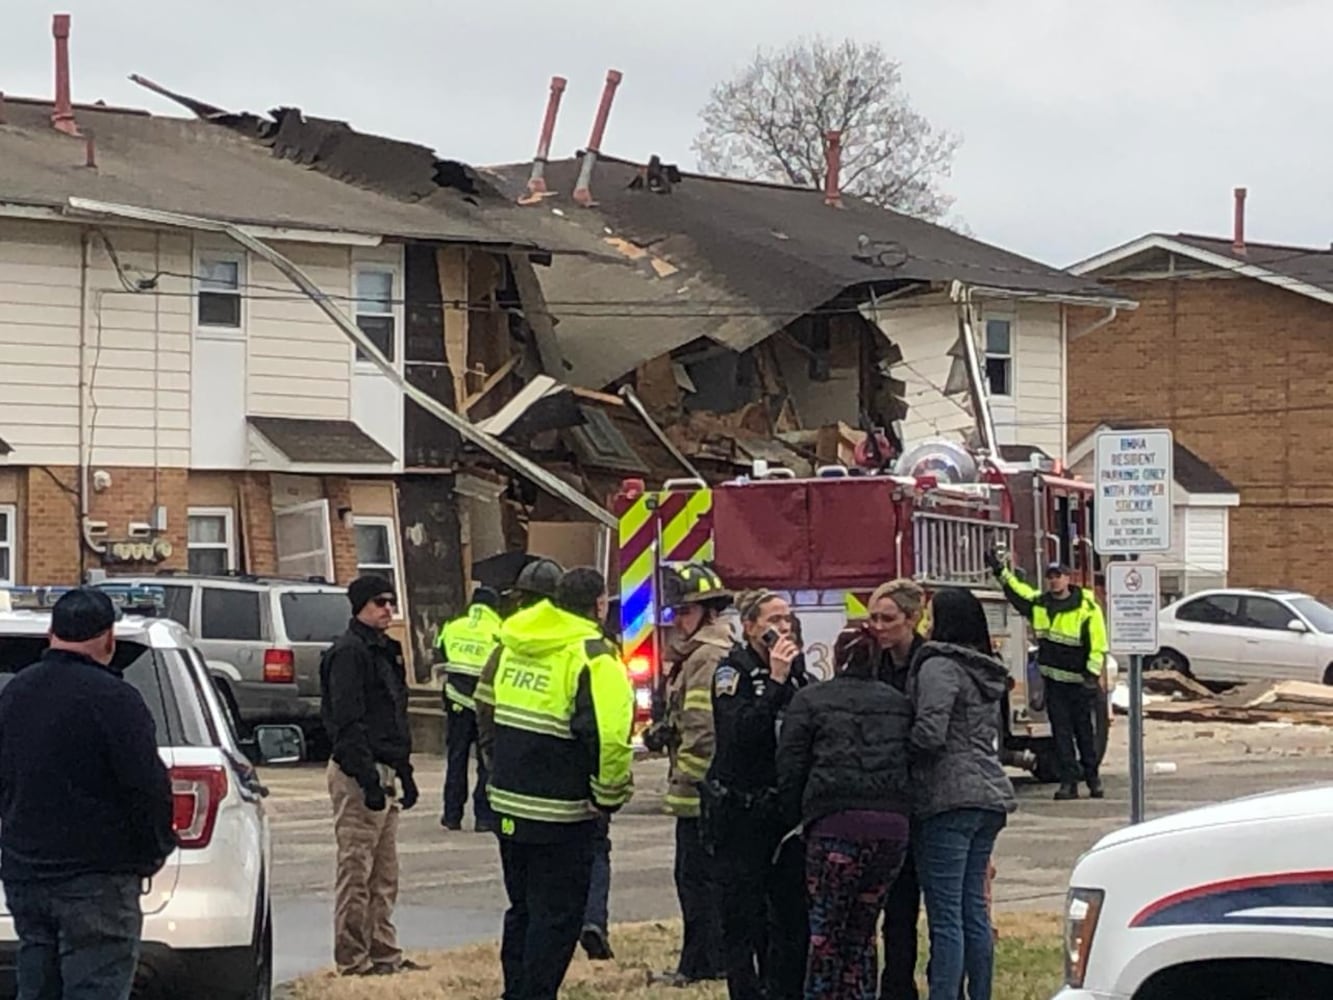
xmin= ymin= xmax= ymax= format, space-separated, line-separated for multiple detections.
xmin=96 ymin=575 xmax=349 ymax=734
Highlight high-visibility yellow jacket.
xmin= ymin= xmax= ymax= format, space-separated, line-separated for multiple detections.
xmin=997 ymin=569 xmax=1108 ymax=684
xmin=437 ymin=604 xmax=502 ymax=712
xmin=663 ymin=620 xmax=733 ymax=818
xmin=475 ymin=600 xmax=634 ymax=841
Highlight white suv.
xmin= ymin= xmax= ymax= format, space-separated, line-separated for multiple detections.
xmin=0 ymin=594 xmax=304 ymax=999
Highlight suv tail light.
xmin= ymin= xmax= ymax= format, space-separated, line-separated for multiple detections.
xmin=172 ymin=765 xmax=228 ymax=850
xmin=263 ymin=648 xmax=295 ymax=684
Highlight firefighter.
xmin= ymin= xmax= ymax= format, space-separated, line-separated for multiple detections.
xmin=437 ymin=586 xmax=502 ymax=833
xmin=475 ymin=567 xmax=634 ymax=1000
xmin=704 ymin=589 xmax=809 ymax=1000
xmin=987 ymin=553 xmax=1108 ymax=801
xmin=643 ymin=564 xmax=733 ymax=986
xmin=506 ymin=557 xmax=564 ymax=615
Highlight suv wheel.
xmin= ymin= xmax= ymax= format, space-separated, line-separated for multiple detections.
xmin=243 ymin=905 xmax=273 ymax=1000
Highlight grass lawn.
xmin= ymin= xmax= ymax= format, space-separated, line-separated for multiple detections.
xmin=291 ymin=912 xmax=1064 ymax=999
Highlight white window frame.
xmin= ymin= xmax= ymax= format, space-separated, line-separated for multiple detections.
xmin=274 ymin=499 xmax=335 ymax=583
xmin=186 ymin=507 xmax=236 ymax=576
xmin=0 ymin=503 xmax=16 ymax=586
xmin=352 ymin=515 xmax=404 ymax=616
xmin=195 ymin=248 xmax=247 ymax=337
xmin=352 ymin=265 xmax=401 ymax=368
xmin=983 ymin=315 xmax=1015 ymax=398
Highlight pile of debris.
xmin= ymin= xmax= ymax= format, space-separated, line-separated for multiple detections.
xmin=1122 ymin=671 xmax=1333 ymax=726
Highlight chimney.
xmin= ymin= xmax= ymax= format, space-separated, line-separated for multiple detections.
xmin=824 ymin=130 xmax=843 ymax=208
xmin=1233 ymin=186 xmax=1247 ymax=255
xmin=522 ymin=76 xmax=567 ymax=201
xmin=572 ymin=69 xmax=623 ymax=207
xmin=51 ymin=13 xmax=80 ymax=136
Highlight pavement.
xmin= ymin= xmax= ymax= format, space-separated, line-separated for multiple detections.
xmin=268 ymin=717 xmax=1333 ymax=984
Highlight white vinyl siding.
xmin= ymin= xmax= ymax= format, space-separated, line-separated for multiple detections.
xmin=1185 ymin=506 xmax=1229 ymax=574
xmin=1010 ymin=302 xmax=1064 ymax=460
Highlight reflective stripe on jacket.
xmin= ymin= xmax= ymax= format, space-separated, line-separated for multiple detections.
xmin=437 ymin=604 xmax=502 ymax=710
xmin=663 ymin=622 xmax=732 ymax=818
xmin=998 ymin=569 xmax=1108 ymax=684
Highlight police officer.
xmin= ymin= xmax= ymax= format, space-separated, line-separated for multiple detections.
xmin=644 ymin=564 xmax=733 ymax=986
xmin=988 ymin=554 xmax=1108 ymax=801
xmin=706 ymin=589 xmax=809 ymax=1000
xmin=476 ymin=567 xmax=634 ymax=1000
xmin=438 ymin=586 xmax=503 ymax=832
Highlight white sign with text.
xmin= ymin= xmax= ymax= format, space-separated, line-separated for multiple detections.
xmin=1094 ymin=429 xmax=1174 ymax=554
xmin=1107 ymin=562 xmax=1161 ymax=655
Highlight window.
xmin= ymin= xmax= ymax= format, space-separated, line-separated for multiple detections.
xmin=1241 ymin=596 xmax=1298 ymax=631
xmin=354 ymin=269 xmax=397 ymax=363
xmin=1289 ymin=597 xmax=1333 ymax=634
xmin=158 ymin=584 xmax=194 ymax=628
xmin=984 ymin=318 xmax=1013 ymax=397
xmin=1175 ymin=593 xmax=1241 ymax=626
xmin=281 ymin=592 xmax=352 ymax=643
xmin=197 ymin=254 xmax=243 ymax=329
xmin=0 ymin=504 xmax=14 ymax=586
xmin=187 ymin=508 xmax=235 ymax=576
xmin=200 ymin=587 xmax=264 ymax=641
xmin=274 ymin=500 xmax=334 ymax=582
xmin=354 ymin=516 xmax=401 ymax=609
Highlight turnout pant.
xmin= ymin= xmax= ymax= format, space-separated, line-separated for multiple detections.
xmin=674 ymin=817 xmax=725 ymax=981
xmin=499 ymin=835 xmax=596 ymax=1000
xmin=1044 ymin=678 xmax=1100 ymax=787
xmin=329 ymin=761 xmax=402 ymax=975
xmin=584 ymin=815 xmax=611 ymax=932
xmin=443 ymin=700 xmax=496 ymax=827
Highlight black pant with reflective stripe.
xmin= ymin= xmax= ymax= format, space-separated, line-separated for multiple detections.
xmin=443 ymin=700 xmax=495 ymax=827
xmin=674 ymin=817 xmax=725 ymax=981
xmin=499 ymin=836 xmax=597 ymax=1000
xmin=1045 ymin=678 xmax=1100 ymax=787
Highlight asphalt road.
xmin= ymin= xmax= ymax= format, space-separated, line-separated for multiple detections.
xmin=267 ymin=717 xmax=1333 ymax=983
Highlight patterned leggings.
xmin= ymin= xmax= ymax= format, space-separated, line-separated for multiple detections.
xmin=805 ymin=835 xmax=909 ymax=1000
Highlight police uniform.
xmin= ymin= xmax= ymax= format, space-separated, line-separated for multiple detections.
xmin=437 ymin=599 xmax=502 ymax=830
xmin=475 ymin=598 xmax=634 ymax=1000
xmin=706 ymin=644 xmax=810 ymax=1000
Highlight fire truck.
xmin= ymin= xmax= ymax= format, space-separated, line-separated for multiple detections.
xmin=612 ymin=440 xmax=1115 ymax=782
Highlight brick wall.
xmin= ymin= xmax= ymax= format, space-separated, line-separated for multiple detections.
xmin=237 ymin=473 xmax=277 ymax=576
xmin=1069 ymin=276 xmax=1333 ymax=596
xmin=323 ymin=476 xmax=361 ymax=585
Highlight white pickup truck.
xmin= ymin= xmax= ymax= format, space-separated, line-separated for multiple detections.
xmin=1053 ymin=785 xmax=1333 ymax=999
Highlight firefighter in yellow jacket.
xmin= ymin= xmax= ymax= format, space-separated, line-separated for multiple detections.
xmin=644 ymin=563 xmax=733 ymax=986
xmin=476 ymin=567 xmax=634 ymax=1000
xmin=437 ymin=587 xmax=502 ymax=832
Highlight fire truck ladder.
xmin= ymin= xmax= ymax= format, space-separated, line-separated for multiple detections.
xmin=913 ymin=512 xmax=1016 ymax=588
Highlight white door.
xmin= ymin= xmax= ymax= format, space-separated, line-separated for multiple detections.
xmin=1166 ymin=593 xmax=1245 ymax=682
xmin=1237 ymin=595 xmax=1326 ymax=684
xmin=274 ymin=500 xmax=334 ymax=583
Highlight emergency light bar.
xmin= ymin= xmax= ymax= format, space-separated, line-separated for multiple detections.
xmin=0 ymin=584 xmax=167 ymax=618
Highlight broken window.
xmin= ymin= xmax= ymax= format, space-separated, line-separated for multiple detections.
xmin=984 ymin=318 xmax=1013 ymax=397
xmin=355 ymin=268 xmax=397 ymax=363
xmin=568 ymin=407 xmax=644 ymax=472
xmin=197 ymin=255 xmax=243 ymax=329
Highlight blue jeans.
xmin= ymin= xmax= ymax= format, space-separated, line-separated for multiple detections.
xmin=914 ymin=809 xmax=1006 ymax=1000
xmin=583 ymin=816 xmax=611 ymax=930
xmin=5 ymin=873 xmax=144 ymax=1000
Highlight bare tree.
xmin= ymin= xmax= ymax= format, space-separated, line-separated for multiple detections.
xmin=694 ymin=37 xmax=960 ymax=221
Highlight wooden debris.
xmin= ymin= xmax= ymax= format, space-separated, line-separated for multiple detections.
xmin=1142 ymin=669 xmax=1215 ymax=701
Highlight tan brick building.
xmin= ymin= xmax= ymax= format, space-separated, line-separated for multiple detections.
xmin=1068 ymin=224 xmax=1333 ymax=598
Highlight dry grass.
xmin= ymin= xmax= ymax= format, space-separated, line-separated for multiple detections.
xmin=290 ymin=912 xmax=1064 ymax=1000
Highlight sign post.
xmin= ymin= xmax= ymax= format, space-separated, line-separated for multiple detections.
xmin=1094 ymin=429 xmax=1173 ymax=825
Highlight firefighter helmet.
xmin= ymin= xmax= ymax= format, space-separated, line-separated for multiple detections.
xmin=513 ymin=557 xmax=563 ymax=598
xmin=661 ymin=563 xmax=732 ymax=609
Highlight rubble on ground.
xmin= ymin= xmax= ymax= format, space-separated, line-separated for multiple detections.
xmin=1115 ymin=671 xmax=1333 ymax=726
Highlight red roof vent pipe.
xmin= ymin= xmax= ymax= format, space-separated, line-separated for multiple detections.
xmin=521 ymin=76 xmax=567 ymax=203
xmin=824 ymin=130 xmax=843 ymax=208
xmin=1233 ymin=186 xmax=1247 ymax=255
xmin=51 ymin=13 xmax=80 ymax=137
xmin=573 ymin=69 xmax=623 ymax=207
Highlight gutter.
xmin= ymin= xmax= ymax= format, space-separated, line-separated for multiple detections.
xmin=64 ymin=197 xmax=616 ymax=528
xmin=958 ymin=283 xmax=1139 ymax=312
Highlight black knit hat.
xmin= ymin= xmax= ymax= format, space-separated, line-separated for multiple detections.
xmin=50 ymin=588 xmax=117 ymax=642
xmin=348 ymin=575 xmax=395 ymax=614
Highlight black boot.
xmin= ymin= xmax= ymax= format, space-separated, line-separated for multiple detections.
xmin=1087 ymin=778 xmax=1105 ymax=799
xmin=1054 ymin=783 xmax=1079 ymax=801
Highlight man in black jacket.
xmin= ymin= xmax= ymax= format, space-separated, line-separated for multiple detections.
xmin=321 ymin=575 xmax=421 ymax=977
xmin=0 ymin=588 xmax=175 ymax=999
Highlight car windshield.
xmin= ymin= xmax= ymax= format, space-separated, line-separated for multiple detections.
xmin=281 ymin=592 xmax=349 ymax=643
xmin=1288 ymin=597 xmax=1333 ymax=634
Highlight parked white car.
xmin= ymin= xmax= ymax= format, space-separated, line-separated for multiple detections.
xmin=0 ymin=595 xmax=304 ymax=999
xmin=1053 ymin=785 xmax=1333 ymax=999
xmin=1150 ymin=588 xmax=1333 ymax=685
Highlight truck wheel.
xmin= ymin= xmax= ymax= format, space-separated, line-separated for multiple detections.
xmin=1032 ymin=746 xmax=1061 ymax=784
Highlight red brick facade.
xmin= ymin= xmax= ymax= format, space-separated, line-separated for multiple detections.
xmin=1069 ymin=277 xmax=1333 ymax=597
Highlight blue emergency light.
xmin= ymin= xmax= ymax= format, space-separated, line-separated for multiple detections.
xmin=1 ymin=584 xmax=167 ymax=618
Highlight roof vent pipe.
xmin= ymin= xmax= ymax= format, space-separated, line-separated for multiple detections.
xmin=1233 ymin=186 xmax=1247 ymax=255
xmin=521 ymin=76 xmax=567 ymax=202
xmin=824 ymin=130 xmax=844 ymax=208
xmin=573 ymin=69 xmax=623 ymax=207
xmin=51 ymin=13 xmax=80 ymax=136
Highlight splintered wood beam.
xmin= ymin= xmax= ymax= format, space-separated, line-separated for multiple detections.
xmin=437 ymin=247 xmax=470 ymax=409
xmin=462 ymin=356 xmax=521 ymax=414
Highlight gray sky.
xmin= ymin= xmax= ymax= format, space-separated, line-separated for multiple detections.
xmin=4 ymin=0 xmax=1330 ymax=265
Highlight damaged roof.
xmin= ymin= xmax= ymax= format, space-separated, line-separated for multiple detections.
xmin=0 ymin=97 xmax=546 ymax=248
xmin=484 ymin=154 xmax=1128 ymax=388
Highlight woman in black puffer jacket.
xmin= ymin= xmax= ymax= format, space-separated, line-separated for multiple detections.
xmin=776 ymin=634 xmax=913 ymax=1000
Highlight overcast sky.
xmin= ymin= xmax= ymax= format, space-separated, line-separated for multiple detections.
xmin=4 ymin=0 xmax=1330 ymax=265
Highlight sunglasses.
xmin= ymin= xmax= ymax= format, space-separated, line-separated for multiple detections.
xmin=371 ymin=596 xmax=398 ymax=608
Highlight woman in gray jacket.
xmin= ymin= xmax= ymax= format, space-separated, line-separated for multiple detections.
xmin=908 ymin=587 xmax=1016 ymax=1000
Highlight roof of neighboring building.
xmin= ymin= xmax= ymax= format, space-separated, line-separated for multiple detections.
xmin=483 ymin=155 xmax=1132 ymax=388
xmin=1076 ymin=422 xmax=1238 ymax=495
xmin=247 ymin=417 xmax=394 ymax=465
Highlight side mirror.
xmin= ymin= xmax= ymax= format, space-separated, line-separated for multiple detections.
xmin=1287 ymin=619 xmax=1309 ymax=634
xmin=250 ymin=724 xmax=307 ymax=765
